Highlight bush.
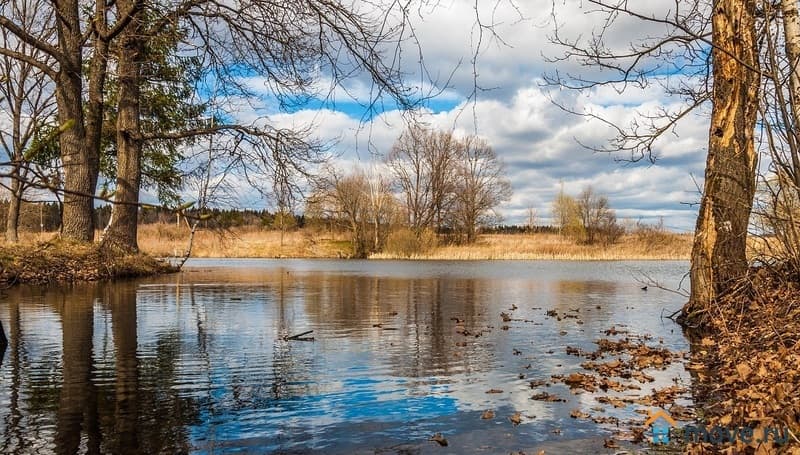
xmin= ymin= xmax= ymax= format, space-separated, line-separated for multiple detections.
xmin=631 ymin=219 xmax=672 ymax=248
xmin=383 ymin=228 xmax=437 ymax=257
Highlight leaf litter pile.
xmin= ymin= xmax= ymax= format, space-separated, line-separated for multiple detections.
xmin=682 ymin=267 xmax=800 ymax=454
xmin=552 ymin=325 xmax=693 ymax=448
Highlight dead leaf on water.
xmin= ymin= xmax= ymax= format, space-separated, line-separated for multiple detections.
xmin=603 ymin=439 xmax=620 ymax=449
xmin=569 ymin=409 xmax=590 ymax=419
xmin=428 ymin=433 xmax=448 ymax=447
xmin=531 ymin=392 xmax=565 ymax=402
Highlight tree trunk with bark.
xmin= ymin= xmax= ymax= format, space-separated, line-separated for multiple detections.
xmin=55 ymin=0 xmax=97 ymax=242
xmin=105 ymin=2 xmax=143 ymax=252
xmin=685 ymin=0 xmax=760 ymax=321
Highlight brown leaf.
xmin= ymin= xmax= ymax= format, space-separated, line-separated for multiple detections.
xmin=603 ymin=439 xmax=620 ymax=449
xmin=736 ymin=362 xmax=752 ymax=381
xmin=570 ymin=409 xmax=590 ymax=419
xmin=428 ymin=433 xmax=448 ymax=447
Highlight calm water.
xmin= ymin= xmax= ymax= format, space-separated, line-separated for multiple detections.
xmin=0 ymin=259 xmax=692 ymax=454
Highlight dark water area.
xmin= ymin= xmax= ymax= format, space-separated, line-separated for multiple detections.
xmin=0 ymin=259 xmax=691 ymax=454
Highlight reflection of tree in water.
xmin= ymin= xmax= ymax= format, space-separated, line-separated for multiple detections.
xmin=54 ymin=284 xmax=98 ymax=454
xmin=301 ymin=273 xmax=494 ymax=378
xmin=551 ymin=280 xmax=620 ymax=327
xmin=0 ymin=283 xmax=203 ymax=454
xmin=270 ymin=270 xmax=295 ymax=400
xmin=0 ymin=287 xmax=65 ymax=453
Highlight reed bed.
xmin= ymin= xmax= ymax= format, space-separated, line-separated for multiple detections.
xmin=137 ymin=224 xmax=691 ymax=260
xmin=372 ymin=233 xmax=692 ymax=261
xmin=137 ymin=224 xmax=351 ymax=258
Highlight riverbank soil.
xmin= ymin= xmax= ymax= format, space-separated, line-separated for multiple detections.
xmin=685 ymin=266 xmax=800 ymax=454
xmin=0 ymin=240 xmax=176 ymax=286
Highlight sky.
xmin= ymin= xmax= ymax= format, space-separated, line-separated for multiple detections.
xmin=224 ymin=1 xmax=710 ymax=232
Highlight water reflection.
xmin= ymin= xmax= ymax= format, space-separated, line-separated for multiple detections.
xmin=0 ymin=260 xmax=691 ymax=454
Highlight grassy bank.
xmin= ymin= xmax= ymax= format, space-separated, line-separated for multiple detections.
xmin=0 ymin=240 xmax=176 ymax=286
xmin=137 ymin=223 xmax=692 ymax=260
xmin=372 ymin=232 xmax=691 ymax=260
xmin=137 ymin=224 xmax=354 ymax=258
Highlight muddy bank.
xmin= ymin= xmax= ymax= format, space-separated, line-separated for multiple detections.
xmin=0 ymin=240 xmax=176 ymax=286
xmin=684 ymin=266 xmax=800 ymax=453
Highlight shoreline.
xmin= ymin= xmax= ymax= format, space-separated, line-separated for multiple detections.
xmin=0 ymin=240 xmax=177 ymax=287
xmin=135 ymin=224 xmax=693 ymax=261
xmin=177 ymin=255 xmax=689 ymax=262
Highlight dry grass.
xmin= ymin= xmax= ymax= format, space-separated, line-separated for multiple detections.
xmin=137 ymin=224 xmax=691 ymax=260
xmin=372 ymin=232 xmax=692 ymax=260
xmin=137 ymin=224 xmax=353 ymax=258
xmin=0 ymin=224 xmax=692 ymax=261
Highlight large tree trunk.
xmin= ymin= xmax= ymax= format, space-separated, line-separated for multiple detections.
xmin=685 ymin=0 xmax=759 ymax=321
xmin=106 ymin=4 xmax=143 ymax=252
xmin=55 ymin=0 xmax=97 ymax=242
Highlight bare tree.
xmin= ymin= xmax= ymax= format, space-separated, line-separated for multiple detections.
xmin=309 ymin=165 xmax=397 ymax=257
xmin=312 ymin=168 xmax=370 ymax=257
xmin=387 ymin=126 xmax=435 ymax=235
xmin=552 ymin=182 xmax=581 ymax=238
xmin=387 ymin=126 xmax=460 ymax=236
xmin=576 ymin=186 xmax=622 ymax=245
xmin=526 ymin=207 xmax=537 ymax=231
xmin=103 ymin=0 xmax=144 ymax=251
xmin=0 ymin=0 xmax=56 ymax=242
xmin=451 ymin=135 xmax=512 ymax=243
xmin=364 ymin=167 xmax=397 ymax=252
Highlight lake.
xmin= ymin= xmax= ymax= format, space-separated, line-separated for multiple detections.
xmin=0 ymin=259 xmax=692 ymax=454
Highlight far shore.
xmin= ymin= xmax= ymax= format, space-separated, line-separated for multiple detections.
xmin=136 ymin=224 xmax=692 ymax=261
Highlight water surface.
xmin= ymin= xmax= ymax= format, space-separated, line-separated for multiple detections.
xmin=0 ymin=259 xmax=691 ymax=454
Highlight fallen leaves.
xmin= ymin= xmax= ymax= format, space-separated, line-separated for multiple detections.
xmin=428 ymin=433 xmax=448 ymax=447
xmin=531 ymin=392 xmax=565 ymax=402
xmin=684 ymin=265 xmax=800 ymax=453
xmin=602 ymin=438 xmax=619 ymax=449
xmin=569 ymin=409 xmax=590 ymax=419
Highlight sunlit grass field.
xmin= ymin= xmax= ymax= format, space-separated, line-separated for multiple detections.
xmin=136 ymin=224 xmax=692 ymax=260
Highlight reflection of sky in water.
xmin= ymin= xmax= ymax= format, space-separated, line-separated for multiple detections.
xmin=0 ymin=260 xmax=693 ymax=454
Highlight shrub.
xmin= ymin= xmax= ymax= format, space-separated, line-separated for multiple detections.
xmin=383 ymin=228 xmax=437 ymax=257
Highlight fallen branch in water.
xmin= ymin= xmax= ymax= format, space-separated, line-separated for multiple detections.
xmin=283 ymin=330 xmax=314 ymax=341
